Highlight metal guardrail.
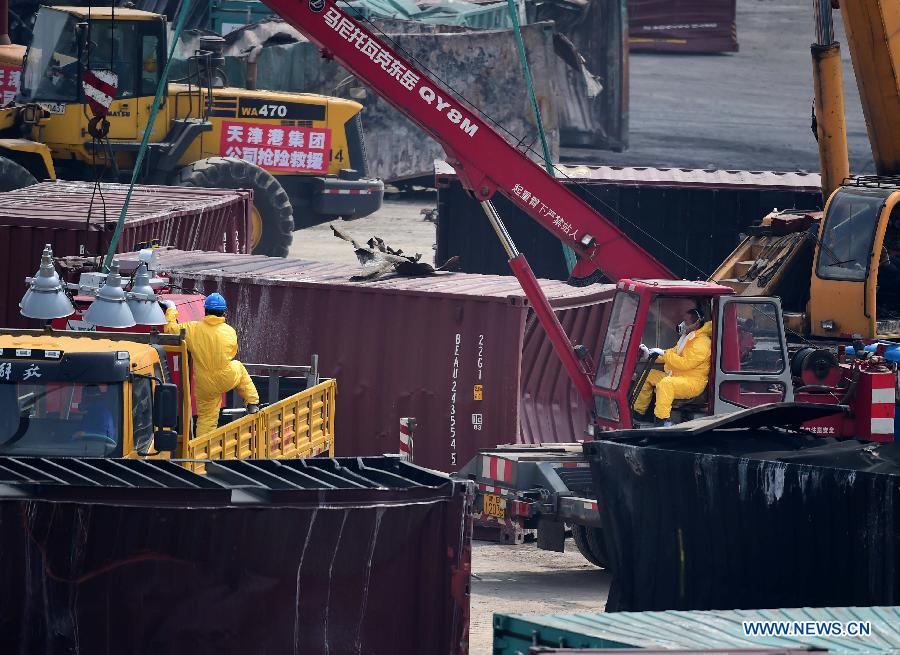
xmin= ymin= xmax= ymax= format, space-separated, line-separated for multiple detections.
xmin=186 ymin=377 xmax=336 ymax=473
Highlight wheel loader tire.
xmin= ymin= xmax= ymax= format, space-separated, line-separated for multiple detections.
xmin=171 ymin=157 xmax=293 ymax=257
xmin=572 ymin=524 xmax=609 ymax=568
xmin=0 ymin=156 xmax=37 ymax=192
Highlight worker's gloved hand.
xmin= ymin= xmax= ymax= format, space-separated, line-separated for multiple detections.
xmin=160 ymin=300 xmax=176 ymax=310
xmin=649 ymin=347 xmax=665 ymax=357
xmin=639 ymin=343 xmax=650 ymax=359
xmin=246 ymin=404 xmax=260 ymax=414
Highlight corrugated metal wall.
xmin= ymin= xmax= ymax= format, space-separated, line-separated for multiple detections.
xmin=155 ymin=251 xmax=615 ymax=471
xmin=435 ymin=165 xmax=823 ymax=281
xmin=0 ymin=182 xmax=251 ymax=329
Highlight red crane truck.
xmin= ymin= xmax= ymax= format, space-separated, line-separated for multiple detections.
xmin=256 ymin=0 xmax=897 ymax=564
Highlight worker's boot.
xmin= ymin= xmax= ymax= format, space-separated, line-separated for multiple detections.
xmin=654 ymin=417 xmax=673 ymax=428
xmin=247 ymin=404 xmax=260 ymax=414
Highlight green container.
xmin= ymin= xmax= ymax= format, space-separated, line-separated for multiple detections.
xmin=210 ymin=0 xmax=275 ymax=35
xmin=493 ymin=608 xmax=900 ymax=655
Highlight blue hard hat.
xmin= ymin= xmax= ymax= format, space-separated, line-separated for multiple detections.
xmin=204 ymin=293 xmax=227 ymax=312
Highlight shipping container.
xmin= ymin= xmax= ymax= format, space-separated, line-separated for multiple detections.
xmin=583 ymin=431 xmax=900 ymax=612
xmin=0 ymin=456 xmax=471 ymax=654
xmin=629 ymin=0 xmax=738 ymax=53
xmin=154 ymin=249 xmax=615 ymax=472
xmin=0 ymin=181 xmax=252 ymax=328
xmin=494 ymin=607 xmax=900 ymax=654
xmin=435 ymin=162 xmax=823 ymax=281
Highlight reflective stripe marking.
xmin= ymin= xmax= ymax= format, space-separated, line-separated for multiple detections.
xmin=871 ymin=374 xmax=895 ymax=389
xmin=871 ymin=388 xmax=894 ymax=404
xmin=871 ymin=418 xmax=895 ymax=434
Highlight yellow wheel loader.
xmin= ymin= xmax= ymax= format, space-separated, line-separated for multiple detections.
xmin=0 ymin=5 xmax=383 ymax=256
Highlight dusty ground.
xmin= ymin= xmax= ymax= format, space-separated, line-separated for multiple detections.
xmin=470 ymin=541 xmax=610 ymax=654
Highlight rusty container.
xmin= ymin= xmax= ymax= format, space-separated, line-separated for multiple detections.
xmin=0 ymin=181 xmax=252 ymax=328
xmin=154 ymin=250 xmax=615 ymax=472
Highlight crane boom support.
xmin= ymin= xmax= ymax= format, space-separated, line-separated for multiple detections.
xmin=260 ymin=0 xmax=673 ymax=282
xmin=839 ymin=0 xmax=900 ymax=176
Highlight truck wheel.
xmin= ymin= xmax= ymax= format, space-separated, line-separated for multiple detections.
xmin=171 ymin=157 xmax=293 ymax=257
xmin=572 ymin=525 xmax=609 ymax=568
xmin=0 ymin=156 xmax=37 ymax=192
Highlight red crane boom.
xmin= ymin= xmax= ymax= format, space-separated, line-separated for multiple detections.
xmin=260 ymin=0 xmax=674 ymax=402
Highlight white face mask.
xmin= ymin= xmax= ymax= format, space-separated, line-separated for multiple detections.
xmin=678 ymin=319 xmax=699 ymax=335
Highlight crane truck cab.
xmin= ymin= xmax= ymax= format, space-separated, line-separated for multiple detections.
xmin=0 ymin=5 xmax=383 ymax=256
xmin=591 ymin=280 xmax=894 ymax=441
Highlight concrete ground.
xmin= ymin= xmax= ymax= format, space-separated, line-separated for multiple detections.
xmin=470 ymin=542 xmax=610 ymax=654
xmin=289 ymin=1 xmax=869 ymax=652
xmin=569 ymin=0 xmax=873 ymax=173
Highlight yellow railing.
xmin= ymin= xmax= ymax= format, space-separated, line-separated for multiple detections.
xmin=183 ymin=378 xmax=336 ymax=473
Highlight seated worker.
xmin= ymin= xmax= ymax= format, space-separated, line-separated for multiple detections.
xmin=633 ymin=308 xmax=713 ymax=427
xmin=75 ymin=385 xmax=117 ymax=442
xmin=162 ymin=293 xmax=259 ymax=437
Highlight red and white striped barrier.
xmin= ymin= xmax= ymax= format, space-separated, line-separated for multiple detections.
xmin=481 ymin=454 xmax=513 ymax=483
xmin=399 ymin=417 xmax=415 ymax=462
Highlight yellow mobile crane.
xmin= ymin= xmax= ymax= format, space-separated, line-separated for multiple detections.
xmin=713 ymin=0 xmax=900 ymax=341
xmin=0 ymin=5 xmax=383 ymax=256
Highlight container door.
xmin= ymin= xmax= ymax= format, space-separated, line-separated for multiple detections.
xmin=713 ymin=297 xmax=794 ymax=414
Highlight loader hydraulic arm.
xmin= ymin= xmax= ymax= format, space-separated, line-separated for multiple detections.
xmin=260 ymin=0 xmax=671 ymax=282
xmin=259 ymin=0 xmax=673 ymax=404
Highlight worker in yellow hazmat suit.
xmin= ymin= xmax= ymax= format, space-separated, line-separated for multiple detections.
xmin=633 ymin=308 xmax=712 ymax=426
xmin=162 ymin=293 xmax=259 ymax=436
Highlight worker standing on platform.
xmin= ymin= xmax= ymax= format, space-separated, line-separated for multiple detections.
xmin=634 ymin=308 xmax=712 ymax=427
xmin=162 ymin=294 xmax=259 ymax=436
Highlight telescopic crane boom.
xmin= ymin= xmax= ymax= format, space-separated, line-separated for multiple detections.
xmin=259 ymin=0 xmax=673 ymax=403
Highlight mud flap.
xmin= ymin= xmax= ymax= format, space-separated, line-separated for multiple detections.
xmin=536 ymin=517 xmax=565 ymax=552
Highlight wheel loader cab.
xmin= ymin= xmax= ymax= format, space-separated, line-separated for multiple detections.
xmin=18 ymin=7 xmax=166 ymax=144
xmin=810 ymin=181 xmax=900 ymax=339
xmin=591 ymin=280 xmax=792 ymax=430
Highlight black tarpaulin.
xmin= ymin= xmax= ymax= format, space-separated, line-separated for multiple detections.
xmin=583 ymin=433 xmax=900 ymax=612
xmin=0 ymin=457 xmax=472 ymax=654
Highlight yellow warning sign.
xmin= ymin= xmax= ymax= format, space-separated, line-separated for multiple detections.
xmin=474 ymin=384 xmax=483 ymax=401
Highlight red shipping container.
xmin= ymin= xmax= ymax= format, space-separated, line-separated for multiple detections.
xmin=155 ymin=249 xmax=615 ymax=472
xmin=0 ymin=181 xmax=252 ymax=328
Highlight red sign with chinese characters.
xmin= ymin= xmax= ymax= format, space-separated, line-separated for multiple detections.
xmin=0 ymin=64 xmax=21 ymax=106
xmin=220 ymin=121 xmax=331 ymax=173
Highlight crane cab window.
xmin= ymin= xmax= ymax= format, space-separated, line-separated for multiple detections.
xmin=640 ymin=296 xmax=712 ymax=351
xmin=595 ymin=292 xmax=639 ymax=391
xmin=877 ymin=204 xmax=900 ymax=315
xmin=816 ymin=189 xmax=886 ymax=281
xmin=718 ymin=301 xmax=787 ymax=408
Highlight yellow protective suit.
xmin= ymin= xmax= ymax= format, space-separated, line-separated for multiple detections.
xmin=164 ymin=308 xmax=259 ymax=436
xmin=633 ymin=321 xmax=712 ymax=420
